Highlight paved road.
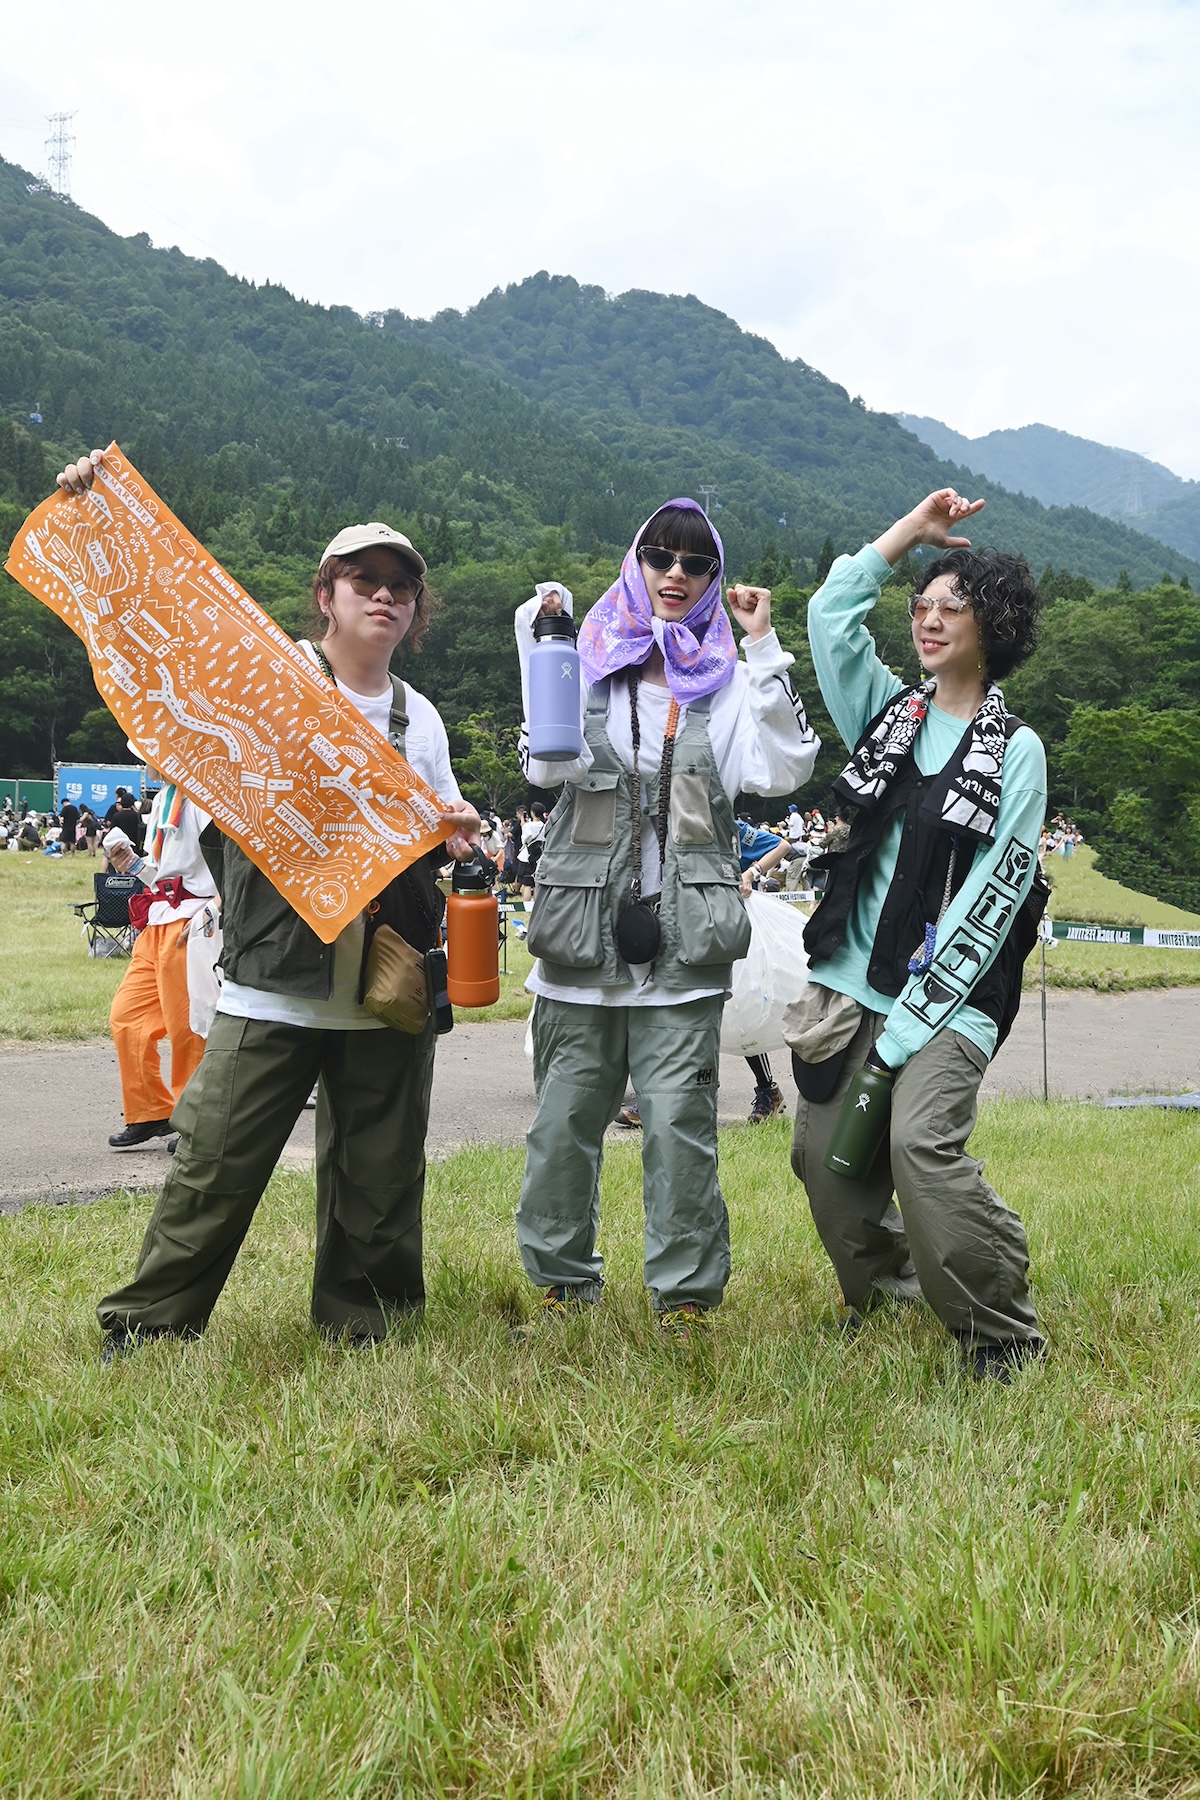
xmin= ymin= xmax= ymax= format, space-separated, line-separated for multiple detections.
xmin=2 ymin=987 xmax=1197 ymax=1210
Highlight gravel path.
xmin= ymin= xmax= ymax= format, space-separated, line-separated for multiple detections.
xmin=2 ymin=987 xmax=1197 ymax=1211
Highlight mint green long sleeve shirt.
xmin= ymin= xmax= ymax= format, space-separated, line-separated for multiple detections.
xmin=807 ymin=549 xmax=1047 ymax=1069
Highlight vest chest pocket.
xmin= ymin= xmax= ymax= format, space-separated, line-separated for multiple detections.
xmin=569 ymin=769 xmax=621 ymax=848
xmin=675 ymin=860 xmax=753 ymax=967
xmin=670 ymin=769 xmax=715 ymax=845
xmin=525 ymin=865 xmax=607 ymax=969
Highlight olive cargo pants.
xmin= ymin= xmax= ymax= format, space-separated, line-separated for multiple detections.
xmin=791 ymin=1010 xmax=1043 ymax=1350
xmin=97 ymin=1011 xmax=434 ymax=1342
xmin=516 ymin=994 xmax=730 ymax=1311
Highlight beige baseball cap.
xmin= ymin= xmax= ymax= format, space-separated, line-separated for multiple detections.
xmin=319 ymin=522 xmax=427 ymax=577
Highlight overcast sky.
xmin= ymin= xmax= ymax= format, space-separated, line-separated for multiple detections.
xmin=3 ymin=0 xmax=1197 ymax=477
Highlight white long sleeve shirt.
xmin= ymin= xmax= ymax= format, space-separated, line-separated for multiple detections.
xmin=515 ymin=595 xmax=820 ymax=1006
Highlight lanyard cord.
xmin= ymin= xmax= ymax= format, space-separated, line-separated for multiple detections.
xmin=626 ymin=669 xmax=680 ymax=903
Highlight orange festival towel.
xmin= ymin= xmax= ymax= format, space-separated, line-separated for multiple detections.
xmin=5 ymin=445 xmax=449 ymax=943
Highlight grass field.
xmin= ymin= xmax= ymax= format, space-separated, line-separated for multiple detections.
xmin=0 ymin=855 xmax=536 ymax=1040
xmin=3 ymin=846 xmax=1198 ymax=1042
xmin=2 ymin=1106 xmax=1199 ymax=1796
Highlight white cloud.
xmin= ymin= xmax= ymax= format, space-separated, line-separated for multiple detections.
xmin=3 ymin=0 xmax=1198 ymax=473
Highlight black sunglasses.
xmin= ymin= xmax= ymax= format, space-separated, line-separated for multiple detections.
xmin=637 ymin=544 xmax=720 ymax=582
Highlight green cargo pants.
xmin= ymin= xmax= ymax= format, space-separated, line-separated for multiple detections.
xmin=516 ymin=994 xmax=730 ymax=1311
xmin=97 ymin=1010 xmax=435 ymax=1342
xmin=791 ymin=1010 xmax=1043 ymax=1351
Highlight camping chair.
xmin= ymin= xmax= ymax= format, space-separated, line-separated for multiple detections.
xmin=71 ymin=871 xmax=138 ymax=958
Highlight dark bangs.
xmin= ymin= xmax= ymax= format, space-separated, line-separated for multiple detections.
xmin=640 ymin=505 xmax=720 ymax=565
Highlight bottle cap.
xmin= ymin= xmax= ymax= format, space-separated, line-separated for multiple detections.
xmin=533 ymin=612 xmax=576 ymax=644
xmin=452 ymin=851 xmax=495 ymax=894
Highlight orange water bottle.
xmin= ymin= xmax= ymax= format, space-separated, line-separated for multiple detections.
xmin=446 ymin=851 xmax=500 ymax=1008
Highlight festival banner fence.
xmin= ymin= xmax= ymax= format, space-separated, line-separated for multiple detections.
xmin=4 ymin=445 xmax=449 ymax=942
xmin=1046 ymin=921 xmax=1200 ymax=950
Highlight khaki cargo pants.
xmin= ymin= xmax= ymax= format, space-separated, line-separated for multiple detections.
xmin=791 ymin=1009 xmax=1043 ymax=1350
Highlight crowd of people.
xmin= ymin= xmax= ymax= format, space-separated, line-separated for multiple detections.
xmin=1 ymin=789 xmax=140 ymax=856
xmin=49 ymin=447 xmax=1050 ymax=1383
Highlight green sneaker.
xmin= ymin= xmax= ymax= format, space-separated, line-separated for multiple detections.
xmin=656 ymin=1302 xmax=711 ymax=1343
xmin=511 ymin=1285 xmax=594 ymax=1341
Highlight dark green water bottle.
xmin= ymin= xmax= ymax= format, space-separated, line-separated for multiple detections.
xmin=823 ymin=1047 xmax=894 ymax=1179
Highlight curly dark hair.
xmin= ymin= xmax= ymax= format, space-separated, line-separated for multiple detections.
xmin=306 ymin=552 xmax=441 ymax=655
xmin=637 ymin=503 xmax=721 ymax=566
xmin=917 ymin=548 xmax=1043 ymax=681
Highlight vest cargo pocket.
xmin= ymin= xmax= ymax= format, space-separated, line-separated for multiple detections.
xmin=669 ymin=769 xmax=715 ymax=846
xmin=675 ymin=862 xmax=753 ymax=967
xmin=570 ymin=769 xmax=621 ymax=848
xmin=526 ymin=869 xmax=607 ymax=968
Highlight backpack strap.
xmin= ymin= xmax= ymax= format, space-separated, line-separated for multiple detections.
xmin=388 ymin=676 xmax=409 ymax=757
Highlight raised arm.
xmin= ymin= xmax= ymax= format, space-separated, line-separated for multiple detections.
xmin=871 ymin=488 xmax=985 ymax=566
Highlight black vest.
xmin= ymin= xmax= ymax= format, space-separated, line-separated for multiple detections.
xmin=804 ymin=709 xmax=1042 ymax=1046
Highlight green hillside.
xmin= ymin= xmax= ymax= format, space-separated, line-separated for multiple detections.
xmin=1 ymin=161 xmax=1197 ymax=907
xmin=897 ymin=415 xmax=1200 ymax=563
xmin=387 ymin=274 xmax=1200 ymax=587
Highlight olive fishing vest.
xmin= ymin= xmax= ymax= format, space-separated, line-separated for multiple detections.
xmin=526 ymin=679 xmax=751 ymax=990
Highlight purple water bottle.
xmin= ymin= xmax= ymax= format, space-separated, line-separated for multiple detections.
xmin=528 ymin=612 xmax=583 ymax=760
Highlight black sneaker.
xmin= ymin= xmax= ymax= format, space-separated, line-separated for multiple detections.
xmin=108 ymin=1119 xmax=174 ymax=1149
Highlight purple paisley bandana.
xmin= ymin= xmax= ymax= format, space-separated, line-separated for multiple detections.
xmin=577 ymin=498 xmax=737 ymax=703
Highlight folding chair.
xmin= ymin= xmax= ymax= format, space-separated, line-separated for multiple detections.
xmin=72 ymin=871 xmax=138 ymax=958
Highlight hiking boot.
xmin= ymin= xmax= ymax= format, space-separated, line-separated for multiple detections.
xmin=656 ymin=1302 xmax=712 ymax=1343
xmin=100 ymin=1323 xmax=196 ymax=1363
xmin=510 ymin=1285 xmax=595 ymax=1342
xmin=616 ymin=1104 xmax=641 ymax=1129
xmin=748 ymin=1083 xmax=785 ymax=1124
xmin=108 ymin=1119 xmax=173 ymax=1149
xmin=965 ymin=1340 xmax=1045 ymax=1384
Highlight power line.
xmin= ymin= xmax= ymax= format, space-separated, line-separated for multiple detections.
xmin=45 ymin=112 xmax=77 ymax=198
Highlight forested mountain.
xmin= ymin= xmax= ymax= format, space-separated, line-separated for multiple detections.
xmin=1 ymin=162 xmax=1197 ymax=904
xmin=897 ymin=415 xmax=1200 ymax=562
xmin=386 ymin=274 xmax=1199 ymax=586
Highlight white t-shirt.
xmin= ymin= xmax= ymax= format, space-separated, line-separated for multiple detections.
xmin=137 ymin=787 xmax=218 ymax=928
xmin=218 ymin=645 xmax=461 ymax=1031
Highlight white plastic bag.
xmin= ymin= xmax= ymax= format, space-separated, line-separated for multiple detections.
xmin=186 ymin=899 xmax=223 ymax=1037
xmin=720 ymin=893 xmax=810 ymax=1056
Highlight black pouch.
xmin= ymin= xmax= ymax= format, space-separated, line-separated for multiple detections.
xmin=616 ymin=898 xmax=661 ymax=964
xmin=424 ymin=946 xmax=454 ymax=1035
xmin=791 ymin=1044 xmax=853 ymax=1105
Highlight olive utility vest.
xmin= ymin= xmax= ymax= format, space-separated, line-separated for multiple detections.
xmin=202 ymin=677 xmax=445 ymax=1000
xmin=526 ymin=679 xmax=751 ymax=990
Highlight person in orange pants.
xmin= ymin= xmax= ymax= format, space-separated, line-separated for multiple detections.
xmin=106 ymin=766 xmax=219 ymax=1149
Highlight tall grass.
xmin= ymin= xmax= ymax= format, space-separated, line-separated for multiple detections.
xmin=2 ymin=1106 xmax=1199 ymax=1795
